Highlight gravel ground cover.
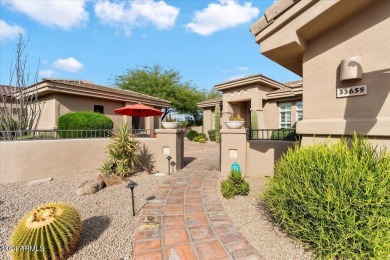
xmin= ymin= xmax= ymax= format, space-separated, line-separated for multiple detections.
xmin=0 ymin=170 xmax=168 ymax=260
xmin=220 ymin=175 xmax=311 ymax=260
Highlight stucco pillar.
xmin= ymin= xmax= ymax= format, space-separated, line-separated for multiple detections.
xmin=154 ymin=129 xmax=185 ymax=174
xmin=220 ymin=129 xmax=247 ymax=176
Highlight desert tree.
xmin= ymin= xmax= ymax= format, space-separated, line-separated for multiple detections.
xmin=115 ymin=64 xmax=221 ymax=122
xmin=0 ymin=34 xmax=41 ymax=139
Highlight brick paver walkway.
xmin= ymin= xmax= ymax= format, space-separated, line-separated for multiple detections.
xmin=133 ymin=141 xmax=263 ymax=260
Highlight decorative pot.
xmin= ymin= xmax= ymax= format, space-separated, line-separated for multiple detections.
xmin=225 ymin=121 xmax=245 ymax=129
xmin=162 ymin=122 xmax=179 ymax=129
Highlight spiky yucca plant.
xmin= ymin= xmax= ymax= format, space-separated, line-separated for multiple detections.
xmin=10 ymin=202 xmax=81 ymax=260
xmin=102 ymin=122 xmax=140 ymax=177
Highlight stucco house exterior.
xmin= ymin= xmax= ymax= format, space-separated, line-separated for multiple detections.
xmin=17 ymin=78 xmax=170 ymax=131
xmin=250 ymin=0 xmax=390 ymax=148
xmin=198 ymin=75 xmax=302 ymax=136
xmin=203 ymin=0 xmax=389 ymax=177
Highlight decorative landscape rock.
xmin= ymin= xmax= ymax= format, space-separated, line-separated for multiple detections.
xmin=76 ymin=179 xmax=105 ymax=195
xmin=97 ymin=174 xmax=123 ymax=186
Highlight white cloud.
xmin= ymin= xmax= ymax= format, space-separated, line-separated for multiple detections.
xmin=94 ymin=0 xmax=179 ymax=36
xmin=0 ymin=20 xmax=25 ymax=42
xmin=228 ymin=74 xmax=246 ymax=81
xmin=3 ymin=0 xmax=88 ymax=30
xmin=185 ymin=0 xmax=259 ymax=36
xmin=53 ymin=57 xmax=83 ymax=73
xmin=39 ymin=69 xmax=55 ymax=78
xmin=237 ymin=66 xmax=250 ymax=72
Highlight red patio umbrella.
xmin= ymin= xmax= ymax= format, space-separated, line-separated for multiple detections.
xmin=114 ymin=103 xmax=163 ymax=117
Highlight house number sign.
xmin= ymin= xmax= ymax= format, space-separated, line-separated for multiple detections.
xmin=337 ymin=85 xmax=367 ymax=98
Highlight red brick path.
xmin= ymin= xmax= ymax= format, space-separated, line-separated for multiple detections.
xmin=133 ymin=170 xmax=263 ymax=260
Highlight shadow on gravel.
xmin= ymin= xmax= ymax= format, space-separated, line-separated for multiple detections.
xmin=78 ymin=215 xmax=111 ymax=250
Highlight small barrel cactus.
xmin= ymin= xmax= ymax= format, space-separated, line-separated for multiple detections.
xmin=199 ymin=138 xmax=206 ymax=143
xmin=215 ymin=104 xmax=221 ymax=143
xmin=10 ymin=202 xmax=81 ymax=260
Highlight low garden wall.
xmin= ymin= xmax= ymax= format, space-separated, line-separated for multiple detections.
xmin=220 ymin=129 xmax=296 ymax=177
xmin=0 ymin=129 xmax=184 ymax=184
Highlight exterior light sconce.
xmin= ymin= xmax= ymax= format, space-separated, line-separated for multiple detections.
xmin=166 ymin=155 xmax=172 ymax=175
xmin=127 ymin=180 xmax=138 ymax=216
xmin=340 ymin=56 xmax=363 ymax=81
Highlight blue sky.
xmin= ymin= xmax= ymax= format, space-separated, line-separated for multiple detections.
xmin=0 ymin=0 xmax=300 ymax=91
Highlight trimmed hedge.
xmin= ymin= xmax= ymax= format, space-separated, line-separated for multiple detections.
xmin=263 ymin=135 xmax=390 ymax=259
xmin=187 ymin=130 xmax=198 ymax=140
xmin=58 ymin=111 xmax=113 ymax=138
xmin=270 ymin=128 xmax=299 ymax=141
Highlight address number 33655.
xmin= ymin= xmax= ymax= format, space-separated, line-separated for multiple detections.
xmin=337 ymin=85 xmax=367 ymax=98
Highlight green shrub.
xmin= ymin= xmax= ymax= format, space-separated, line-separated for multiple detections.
xmin=197 ymin=133 xmax=207 ymax=141
xmin=221 ymin=170 xmax=250 ymax=199
xmin=270 ymin=128 xmax=299 ymax=141
xmin=263 ymin=134 xmax=390 ymax=259
xmin=221 ymin=180 xmax=235 ymax=199
xmin=199 ymin=138 xmax=206 ymax=143
xmin=58 ymin=111 xmax=113 ymax=138
xmin=187 ymin=130 xmax=198 ymax=140
xmin=193 ymin=136 xmax=200 ymax=142
xmin=208 ymin=129 xmax=216 ymax=141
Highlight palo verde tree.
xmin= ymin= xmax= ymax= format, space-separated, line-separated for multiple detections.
xmin=0 ymin=34 xmax=41 ymax=138
xmin=115 ymin=64 xmax=220 ymax=121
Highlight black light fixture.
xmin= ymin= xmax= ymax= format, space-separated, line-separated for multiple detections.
xmin=166 ymin=155 xmax=172 ymax=175
xmin=127 ymin=180 xmax=138 ymax=216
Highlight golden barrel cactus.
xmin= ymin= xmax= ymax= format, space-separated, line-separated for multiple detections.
xmin=10 ymin=202 xmax=81 ymax=260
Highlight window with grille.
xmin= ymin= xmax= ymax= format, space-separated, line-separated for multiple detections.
xmin=296 ymin=101 xmax=303 ymax=121
xmin=279 ymin=102 xmax=291 ymax=128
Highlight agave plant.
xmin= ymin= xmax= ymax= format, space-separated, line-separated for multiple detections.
xmin=10 ymin=202 xmax=81 ymax=260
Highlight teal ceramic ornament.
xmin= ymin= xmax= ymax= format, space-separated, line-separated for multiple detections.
xmin=231 ymin=162 xmax=241 ymax=174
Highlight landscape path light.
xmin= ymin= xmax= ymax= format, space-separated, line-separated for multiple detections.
xmin=127 ymin=180 xmax=138 ymax=216
xmin=166 ymin=155 xmax=172 ymax=175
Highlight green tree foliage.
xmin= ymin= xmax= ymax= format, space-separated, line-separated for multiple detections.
xmin=115 ymin=64 xmax=220 ymax=120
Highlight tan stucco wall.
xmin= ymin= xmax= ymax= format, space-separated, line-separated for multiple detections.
xmin=221 ymin=84 xmax=277 ymax=129
xmin=220 ymin=129 xmax=247 ymax=175
xmin=36 ymin=95 xmax=57 ymax=130
xmin=54 ymin=94 xmax=126 ymax=130
xmin=202 ymin=109 xmax=214 ymax=134
xmin=297 ymin=1 xmax=390 ymax=140
xmin=301 ymin=135 xmax=390 ymax=149
xmin=246 ymin=140 xmax=295 ymax=177
xmin=263 ymin=99 xmax=301 ymax=129
xmin=0 ymin=129 xmax=184 ymax=183
xmin=220 ymin=129 xmax=295 ymax=177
